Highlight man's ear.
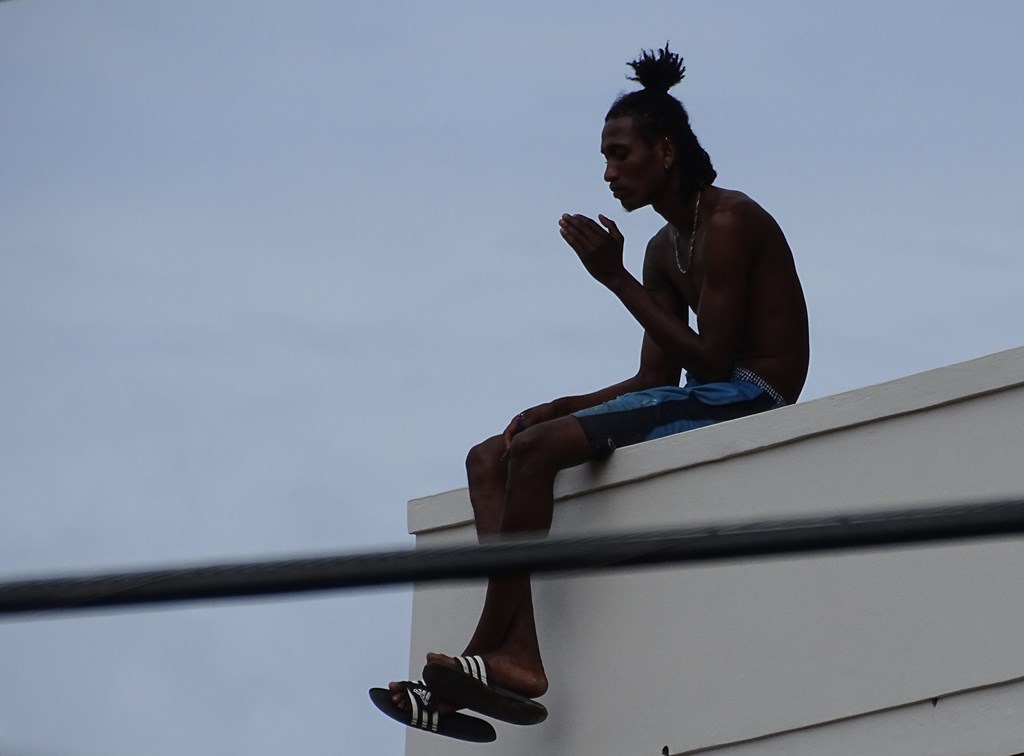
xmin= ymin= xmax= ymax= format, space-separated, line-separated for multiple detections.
xmin=659 ymin=137 xmax=676 ymax=170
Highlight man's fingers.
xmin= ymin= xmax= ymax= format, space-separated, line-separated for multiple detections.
xmin=560 ymin=213 xmax=609 ymax=245
xmin=559 ymin=216 xmax=591 ymax=251
xmin=570 ymin=214 xmax=605 ymax=238
xmin=598 ymin=214 xmax=623 ymax=241
xmin=500 ymin=415 xmax=528 ymax=459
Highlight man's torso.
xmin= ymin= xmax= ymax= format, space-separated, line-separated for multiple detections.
xmin=647 ymin=186 xmax=810 ymax=404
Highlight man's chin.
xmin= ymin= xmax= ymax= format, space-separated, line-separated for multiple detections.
xmin=613 ymin=190 xmax=651 ymax=212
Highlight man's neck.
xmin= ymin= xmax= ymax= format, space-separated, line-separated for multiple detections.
xmin=654 ymin=187 xmax=701 ymax=232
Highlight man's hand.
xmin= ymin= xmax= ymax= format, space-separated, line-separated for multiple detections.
xmin=500 ymin=402 xmax=558 ymax=458
xmin=559 ymin=213 xmax=626 ymax=287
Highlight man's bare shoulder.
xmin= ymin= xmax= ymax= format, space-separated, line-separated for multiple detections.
xmin=703 ymin=186 xmax=790 ymax=260
xmin=642 ymin=223 xmax=673 ymax=266
xmin=706 ymin=186 xmax=775 ymax=227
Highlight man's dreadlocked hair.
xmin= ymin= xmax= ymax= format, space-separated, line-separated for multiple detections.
xmin=606 ymin=44 xmax=716 ymax=192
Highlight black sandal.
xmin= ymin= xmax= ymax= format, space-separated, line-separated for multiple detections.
xmin=368 ymin=680 xmax=497 ymax=742
xmin=423 ymin=655 xmax=547 ymax=726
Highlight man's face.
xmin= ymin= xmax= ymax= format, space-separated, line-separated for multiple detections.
xmin=601 ymin=116 xmax=667 ymax=212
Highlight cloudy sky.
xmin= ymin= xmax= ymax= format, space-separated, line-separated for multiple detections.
xmin=2 ymin=1 xmax=1022 ymax=754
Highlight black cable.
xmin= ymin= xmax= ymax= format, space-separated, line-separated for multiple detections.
xmin=2 ymin=498 xmax=1023 ymax=618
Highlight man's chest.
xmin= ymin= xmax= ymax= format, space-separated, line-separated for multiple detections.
xmin=663 ymin=256 xmax=704 ymax=314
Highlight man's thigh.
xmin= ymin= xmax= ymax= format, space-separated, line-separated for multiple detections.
xmin=510 ymin=415 xmax=596 ymax=471
xmin=572 ymin=383 xmax=776 ymax=458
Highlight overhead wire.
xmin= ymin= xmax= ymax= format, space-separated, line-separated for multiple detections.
xmin=2 ymin=498 xmax=1023 ymax=619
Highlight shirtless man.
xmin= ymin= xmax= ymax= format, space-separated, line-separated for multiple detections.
xmin=372 ymin=44 xmax=809 ymax=742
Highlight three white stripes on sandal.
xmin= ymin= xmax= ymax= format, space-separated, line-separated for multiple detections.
xmin=407 ymin=681 xmax=438 ymax=732
xmin=455 ymin=655 xmax=488 ymax=687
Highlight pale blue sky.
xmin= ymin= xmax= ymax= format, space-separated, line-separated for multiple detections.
xmin=2 ymin=2 xmax=1022 ymax=754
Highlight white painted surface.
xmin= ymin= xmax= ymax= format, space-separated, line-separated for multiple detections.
xmin=678 ymin=677 xmax=1024 ymax=756
xmin=403 ymin=347 xmax=1024 ymax=756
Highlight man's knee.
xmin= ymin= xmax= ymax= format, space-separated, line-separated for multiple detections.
xmin=466 ymin=435 xmax=505 ymax=481
xmin=507 ymin=420 xmax=582 ymax=473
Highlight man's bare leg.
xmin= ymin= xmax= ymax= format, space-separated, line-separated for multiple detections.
xmin=389 ymin=416 xmax=593 ymax=707
xmin=388 ymin=433 xmax=514 ymax=710
xmin=461 ymin=434 xmax=516 ymax=652
xmin=422 ymin=416 xmax=594 ymax=698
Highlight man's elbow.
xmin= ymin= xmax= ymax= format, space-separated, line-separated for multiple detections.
xmin=635 ymin=365 xmax=681 ymax=389
xmin=692 ymin=352 xmax=735 ymax=383
xmin=704 ymin=364 xmax=735 ymax=383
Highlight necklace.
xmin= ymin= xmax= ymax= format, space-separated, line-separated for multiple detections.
xmin=672 ymin=188 xmax=702 ymax=275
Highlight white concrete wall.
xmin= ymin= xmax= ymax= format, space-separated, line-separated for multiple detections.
xmin=681 ymin=677 xmax=1024 ymax=756
xmin=404 ymin=347 xmax=1024 ymax=756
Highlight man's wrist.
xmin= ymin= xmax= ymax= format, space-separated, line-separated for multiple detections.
xmin=550 ymin=397 xmax=582 ymax=418
xmin=604 ymin=271 xmax=637 ymax=296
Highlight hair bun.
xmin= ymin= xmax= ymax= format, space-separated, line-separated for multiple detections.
xmin=626 ymin=43 xmax=685 ymax=94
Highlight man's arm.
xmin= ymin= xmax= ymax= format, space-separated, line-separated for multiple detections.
xmin=502 ymin=233 xmax=685 ymax=447
xmin=547 ymin=327 xmax=683 ymax=416
xmin=560 ymin=210 xmax=754 ymax=383
xmin=501 ymin=333 xmax=680 ymax=451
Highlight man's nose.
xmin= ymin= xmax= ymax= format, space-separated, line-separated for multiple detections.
xmin=603 ymin=163 xmax=616 ymax=184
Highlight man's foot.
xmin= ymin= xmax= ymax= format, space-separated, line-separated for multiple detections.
xmin=369 ymin=682 xmax=497 ymax=743
xmin=425 ymin=652 xmax=548 ymax=699
xmin=387 ymin=679 xmax=458 ymax=716
xmin=422 ymin=653 xmax=548 ymax=725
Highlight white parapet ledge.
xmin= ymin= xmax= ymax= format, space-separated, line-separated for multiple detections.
xmin=408 ymin=345 xmax=1024 ymax=536
xmin=672 ymin=675 xmax=1024 ymax=756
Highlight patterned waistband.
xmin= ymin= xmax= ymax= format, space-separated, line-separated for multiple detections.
xmin=732 ymin=367 xmax=787 ymax=407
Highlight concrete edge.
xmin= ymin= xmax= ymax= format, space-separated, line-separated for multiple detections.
xmin=671 ymin=674 xmax=1024 ymax=755
xmin=408 ymin=346 xmax=1024 ymax=536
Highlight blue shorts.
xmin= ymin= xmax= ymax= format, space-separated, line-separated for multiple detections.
xmin=572 ymin=367 xmax=786 ymax=459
